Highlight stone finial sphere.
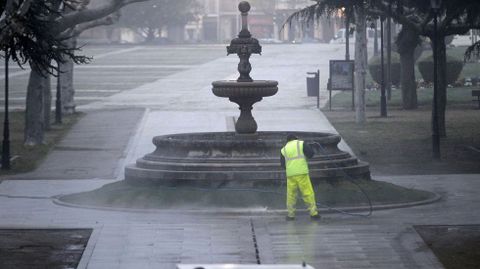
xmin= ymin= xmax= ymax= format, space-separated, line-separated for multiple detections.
xmin=238 ymin=1 xmax=250 ymax=13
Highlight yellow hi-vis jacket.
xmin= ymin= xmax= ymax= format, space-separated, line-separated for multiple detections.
xmin=281 ymin=140 xmax=309 ymax=177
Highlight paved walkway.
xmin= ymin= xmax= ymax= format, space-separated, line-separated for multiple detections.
xmin=1 ymin=174 xmax=479 ymax=269
xmin=1 ymin=44 xmax=479 ymax=269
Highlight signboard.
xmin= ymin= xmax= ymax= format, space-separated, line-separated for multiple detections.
xmin=328 ymin=60 xmax=355 ymax=110
xmin=329 ymin=60 xmax=354 ymax=91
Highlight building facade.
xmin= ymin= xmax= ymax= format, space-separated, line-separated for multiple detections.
xmin=194 ymin=0 xmax=343 ymax=43
xmin=79 ymin=0 xmax=344 ymax=44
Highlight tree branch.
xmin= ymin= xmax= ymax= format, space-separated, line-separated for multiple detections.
xmin=55 ymin=0 xmax=146 ymax=33
xmin=374 ymin=0 xmax=421 ymax=33
xmin=0 ymin=0 xmax=34 ymax=47
xmin=418 ymin=12 xmax=433 ymax=34
xmin=4 ymin=0 xmax=16 ymax=15
xmin=444 ymin=23 xmax=480 ymax=36
xmin=67 ymin=13 xmax=120 ymax=38
xmin=465 ymin=40 xmax=480 ymax=60
xmin=441 ymin=7 xmax=466 ymax=31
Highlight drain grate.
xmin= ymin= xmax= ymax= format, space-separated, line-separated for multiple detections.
xmin=250 ymin=218 xmax=261 ymax=264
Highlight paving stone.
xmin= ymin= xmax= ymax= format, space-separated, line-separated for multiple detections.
xmin=1 ymin=44 xmax=480 ymax=269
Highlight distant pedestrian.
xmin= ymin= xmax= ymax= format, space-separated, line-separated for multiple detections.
xmin=280 ymin=134 xmax=320 ymax=221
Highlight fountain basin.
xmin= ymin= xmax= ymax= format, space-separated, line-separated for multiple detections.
xmin=125 ymin=131 xmax=370 ymax=187
xmin=212 ymin=80 xmax=278 ymax=134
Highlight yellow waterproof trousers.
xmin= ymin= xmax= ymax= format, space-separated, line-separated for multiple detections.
xmin=286 ymin=174 xmax=318 ymax=218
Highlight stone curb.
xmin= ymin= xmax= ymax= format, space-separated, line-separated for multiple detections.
xmin=76 ymin=226 xmax=102 ymax=269
xmin=52 ymin=192 xmax=442 ymax=217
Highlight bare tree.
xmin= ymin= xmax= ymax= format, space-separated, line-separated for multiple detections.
xmin=1 ymin=0 xmax=147 ymax=146
xmin=395 ymin=24 xmax=420 ymax=110
xmin=57 ymin=3 xmax=121 ymax=115
xmin=119 ymin=0 xmax=198 ymax=43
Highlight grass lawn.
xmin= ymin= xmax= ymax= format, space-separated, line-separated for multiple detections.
xmin=366 ymin=46 xmax=480 ymax=86
xmin=331 ymin=87 xmax=476 ymax=108
xmin=324 ymin=88 xmax=480 ymax=175
xmin=0 ymin=111 xmax=82 ymax=175
xmin=415 ymin=225 xmax=480 ymax=269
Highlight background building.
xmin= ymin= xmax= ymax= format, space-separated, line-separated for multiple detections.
xmin=196 ymin=0 xmax=342 ymax=43
xmin=80 ymin=0 xmax=345 ymax=44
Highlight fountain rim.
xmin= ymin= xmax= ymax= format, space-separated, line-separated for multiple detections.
xmin=152 ymin=131 xmax=341 ymax=144
xmin=212 ymin=80 xmax=278 ymax=85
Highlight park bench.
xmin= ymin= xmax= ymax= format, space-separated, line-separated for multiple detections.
xmin=473 ymin=90 xmax=480 ymax=109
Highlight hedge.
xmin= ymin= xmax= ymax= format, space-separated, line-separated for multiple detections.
xmin=368 ymin=52 xmax=401 ymax=86
xmin=417 ymin=53 xmax=464 ymax=85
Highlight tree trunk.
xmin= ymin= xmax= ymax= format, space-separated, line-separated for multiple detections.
xmin=167 ymin=24 xmax=186 ymax=43
xmin=396 ymin=25 xmax=419 ymax=109
xmin=436 ymin=36 xmax=447 ymax=137
xmin=44 ymin=74 xmax=51 ymax=131
xmin=25 ymin=67 xmax=50 ymax=145
xmin=59 ymin=38 xmax=77 ymax=114
xmin=145 ymin=27 xmax=156 ymax=43
xmin=354 ymin=4 xmax=367 ymax=124
xmin=374 ymin=20 xmax=379 ymax=56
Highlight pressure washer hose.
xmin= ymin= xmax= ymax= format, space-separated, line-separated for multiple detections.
xmin=309 ymin=141 xmax=373 ymax=217
xmin=156 ymin=141 xmax=373 ymax=218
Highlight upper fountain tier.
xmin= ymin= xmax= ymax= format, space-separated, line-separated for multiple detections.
xmin=226 ymin=1 xmax=261 ymax=82
xmin=212 ymin=1 xmax=278 ymax=134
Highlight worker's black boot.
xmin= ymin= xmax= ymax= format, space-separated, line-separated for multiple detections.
xmin=310 ymin=214 xmax=321 ymax=220
xmin=285 ymin=216 xmax=295 ymax=221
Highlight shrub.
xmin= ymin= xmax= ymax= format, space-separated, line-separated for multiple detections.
xmin=368 ymin=52 xmax=401 ymax=86
xmin=417 ymin=53 xmax=464 ymax=85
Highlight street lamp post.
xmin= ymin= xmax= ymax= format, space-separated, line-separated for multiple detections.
xmin=431 ymin=0 xmax=441 ymax=160
xmin=2 ymin=53 xmax=11 ymax=170
xmin=55 ymin=62 xmax=62 ymax=124
xmin=373 ymin=19 xmax=379 ymax=56
xmin=345 ymin=7 xmax=350 ymax=60
xmin=386 ymin=1 xmax=392 ymax=101
xmin=380 ymin=16 xmax=387 ymax=117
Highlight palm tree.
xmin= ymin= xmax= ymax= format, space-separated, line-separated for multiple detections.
xmin=285 ymin=0 xmax=369 ymax=124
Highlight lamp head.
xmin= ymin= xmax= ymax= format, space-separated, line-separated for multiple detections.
xmin=430 ymin=0 xmax=441 ymax=10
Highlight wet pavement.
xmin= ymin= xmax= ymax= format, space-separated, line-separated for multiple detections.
xmin=0 ymin=44 xmax=479 ymax=268
xmin=1 ymin=174 xmax=479 ymax=269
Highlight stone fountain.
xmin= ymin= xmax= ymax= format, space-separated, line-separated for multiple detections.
xmin=125 ymin=1 xmax=370 ymax=187
xmin=212 ymin=1 xmax=277 ymax=134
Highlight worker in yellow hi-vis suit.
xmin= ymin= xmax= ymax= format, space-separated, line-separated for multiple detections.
xmin=280 ymin=134 xmax=320 ymax=221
